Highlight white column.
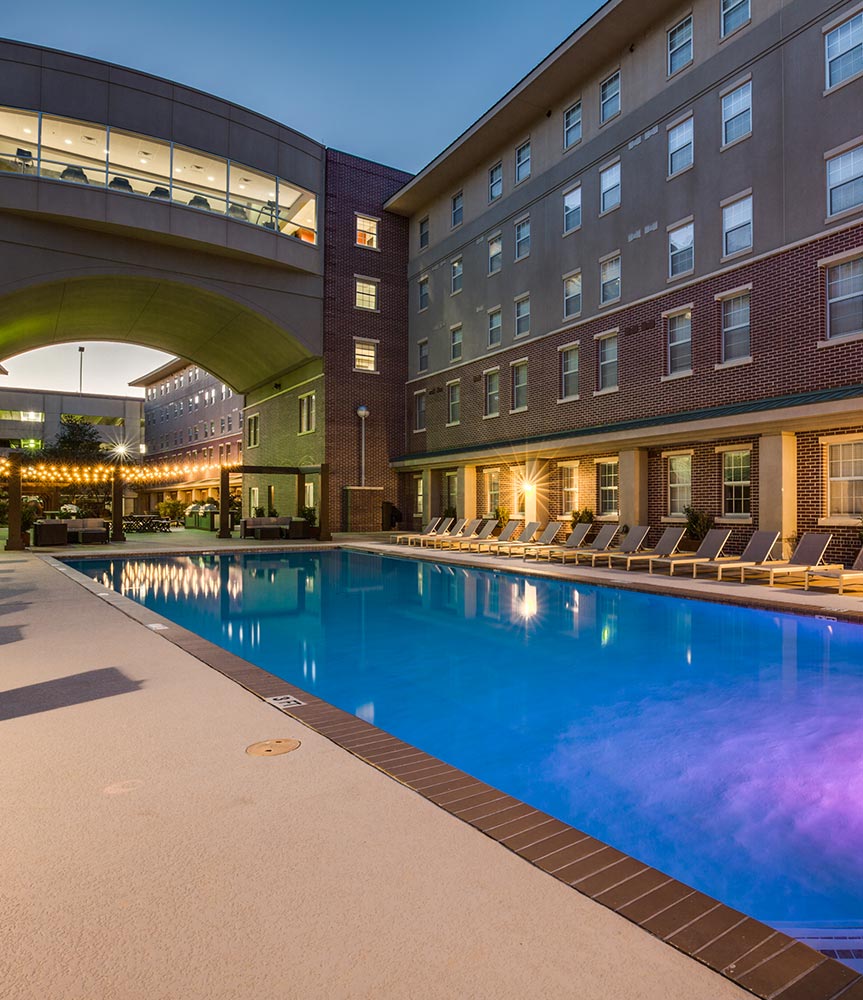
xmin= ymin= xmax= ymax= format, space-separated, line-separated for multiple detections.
xmin=758 ymin=433 xmax=797 ymax=557
xmin=458 ymin=465 xmax=477 ymax=519
xmin=618 ymin=449 xmax=648 ymax=528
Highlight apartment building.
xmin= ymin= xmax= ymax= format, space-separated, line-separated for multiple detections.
xmin=385 ymin=0 xmax=863 ymax=563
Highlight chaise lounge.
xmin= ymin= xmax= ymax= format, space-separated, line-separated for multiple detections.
xmin=804 ymin=545 xmax=863 ymax=594
xmin=740 ymin=532 xmax=838 ymax=586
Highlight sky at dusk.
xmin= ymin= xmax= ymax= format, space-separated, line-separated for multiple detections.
xmin=1 ymin=0 xmax=606 ymax=395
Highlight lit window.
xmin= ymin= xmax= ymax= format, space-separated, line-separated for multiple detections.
xmin=447 ymin=382 xmax=460 ymax=424
xmin=722 ymin=195 xmax=752 ymax=256
xmin=564 ymin=101 xmax=582 ymax=149
xmin=828 ymin=440 xmax=863 ymax=515
xmin=600 ymin=72 xmax=621 ymax=124
xmin=515 ymin=296 xmax=531 ymax=337
xmin=484 ymin=370 xmax=500 ymax=417
xmin=597 ymin=333 xmax=618 ymax=390
xmin=668 ymin=117 xmax=694 ymax=176
xmin=419 ymin=217 xmax=429 ymax=249
xmin=722 ymin=293 xmax=751 ymax=361
xmin=418 ymin=339 xmax=429 ymax=371
xmin=668 ymin=310 xmax=692 ymax=374
xmin=356 ymin=215 xmax=378 ymax=249
xmin=450 ymin=325 xmax=463 ymax=362
xmin=489 ymin=162 xmax=503 ymax=202
xmin=484 ymin=469 xmax=500 ymax=513
xmin=560 ymin=346 xmax=579 ymax=399
xmin=600 ymin=255 xmax=621 ymax=304
xmin=600 ymin=162 xmax=621 ymax=213
xmin=488 ymin=308 xmax=502 ymax=347
xmin=515 ymin=140 xmax=531 ymax=183
xmin=451 ymin=191 xmax=463 ymax=228
xmin=598 ymin=461 xmax=619 ymax=515
xmin=355 ymin=278 xmax=379 ymax=310
xmin=515 ymin=218 xmax=530 ymax=259
xmin=415 ymin=475 xmax=424 ymax=515
xmin=419 ymin=276 xmax=429 ymax=310
xmin=722 ymin=450 xmax=750 ymax=515
xmin=827 ymin=145 xmax=863 ymax=217
xmin=564 ymin=272 xmax=582 ymax=318
xmin=826 ymin=12 xmax=863 ymax=89
xmin=451 ymin=257 xmax=463 ymax=294
xmin=563 ymin=186 xmax=582 ymax=233
xmin=722 ymin=82 xmax=751 ymax=146
xmin=668 ymin=455 xmax=692 ymax=515
xmin=299 ymin=393 xmax=316 ymax=433
xmin=721 ymin=0 xmax=750 ymax=37
xmin=354 ymin=339 xmax=378 ymax=371
xmin=488 ymin=234 xmax=502 ymax=274
xmin=668 ymin=16 xmax=693 ymax=75
xmin=415 ymin=391 xmax=426 ymax=431
xmin=827 ymin=259 xmax=863 ymax=340
xmin=511 ymin=362 xmax=528 ymax=410
xmin=247 ymin=413 xmax=260 ymax=448
xmin=560 ymin=464 xmax=579 ymax=513
xmin=669 ymin=221 xmax=694 ymax=277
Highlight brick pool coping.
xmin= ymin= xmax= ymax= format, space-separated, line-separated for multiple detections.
xmin=49 ymin=547 xmax=863 ymax=1000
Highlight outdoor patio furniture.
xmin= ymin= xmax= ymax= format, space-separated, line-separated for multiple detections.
xmin=528 ymin=522 xmax=591 ymax=561
xmin=239 ymin=516 xmax=293 ymax=539
xmin=607 ymin=526 xmax=686 ymax=570
xmin=470 ymin=519 xmax=520 ymax=553
xmin=486 ymin=521 xmax=542 ymax=557
xmin=33 ymin=520 xmax=68 ymax=546
xmin=571 ymin=525 xmax=649 ymax=567
xmin=693 ymin=530 xmax=780 ymax=579
xmin=740 ymin=532 xmax=838 ymax=585
xmin=62 ymin=518 xmax=109 ymax=544
xmin=556 ymin=523 xmax=621 ymax=564
xmin=520 ymin=522 xmax=575 ymax=559
xmin=448 ymin=519 xmax=498 ymax=551
xmin=253 ymin=524 xmax=282 ymax=540
xmin=411 ymin=517 xmax=457 ymax=547
xmin=432 ymin=517 xmax=482 ymax=548
xmin=649 ymin=528 xmax=732 ymax=575
xmin=804 ymin=545 xmax=863 ymax=594
xmin=395 ymin=516 xmax=441 ymax=545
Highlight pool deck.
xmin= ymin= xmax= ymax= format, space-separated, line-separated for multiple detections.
xmin=3 ymin=531 xmax=863 ymax=999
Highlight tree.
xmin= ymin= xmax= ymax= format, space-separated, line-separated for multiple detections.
xmin=43 ymin=415 xmax=104 ymax=462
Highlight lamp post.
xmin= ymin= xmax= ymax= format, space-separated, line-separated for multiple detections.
xmin=78 ymin=346 xmax=85 ymax=393
xmin=357 ymin=405 xmax=370 ymax=486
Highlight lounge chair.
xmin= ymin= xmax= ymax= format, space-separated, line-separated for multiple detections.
xmin=417 ymin=517 xmax=465 ymax=547
xmin=486 ymin=521 xmax=541 ymax=556
xmin=518 ymin=522 xmax=570 ymax=559
xmin=408 ymin=517 xmax=454 ymax=546
xmin=557 ymin=523 xmax=623 ymax=565
xmin=529 ymin=522 xmax=591 ymax=561
xmin=450 ymin=518 xmax=498 ymax=551
xmin=472 ymin=519 xmax=520 ymax=553
xmin=433 ymin=517 xmax=482 ymax=548
xmin=649 ymin=528 xmax=732 ymax=575
xmin=608 ymin=526 xmax=686 ymax=570
xmin=395 ymin=516 xmax=440 ymax=545
xmin=496 ymin=521 xmax=561 ymax=558
xmin=804 ymin=545 xmax=863 ymax=595
xmin=693 ymin=530 xmax=780 ymax=580
xmin=576 ymin=525 xmax=649 ymax=567
xmin=740 ymin=532 xmax=838 ymax=585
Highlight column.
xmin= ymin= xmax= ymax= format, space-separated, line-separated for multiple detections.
xmin=758 ymin=433 xmax=797 ymax=558
xmin=4 ymin=455 xmax=24 ymax=551
xmin=618 ymin=449 xmax=649 ymax=529
xmin=318 ymin=464 xmax=331 ymax=541
xmin=218 ymin=466 xmax=232 ymax=539
xmin=524 ymin=460 xmax=549 ymax=524
xmin=111 ymin=476 xmax=126 ymax=542
xmin=458 ymin=465 xmax=477 ymax=519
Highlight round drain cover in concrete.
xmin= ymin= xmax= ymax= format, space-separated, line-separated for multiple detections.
xmin=246 ymin=738 xmax=301 ymax=756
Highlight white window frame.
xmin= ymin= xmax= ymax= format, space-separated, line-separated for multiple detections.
xmin=667 ymin=115 xmax=694 ymax=177
xmin=488 ymin=232 xmax=502 ymax=274
xmin=298 ymin=392 xmax=316 ymax=434
xmin=722 ymin=193 xmax=753 ymax=257
xmin=564 ymin=101 xmax=582 ymax=149
xmin=418 ymin=275 xmax=429 ymax=311
xmin=825 ymin=11 xmax=863 ymax=91
xmin=721 ymin=80 xmax=752 ymax=148
xmin=668 ymin=219 xmax=695 ymax=278
xmin=484 ymin=368 xmax=500 ymax=418
xmin=559 ymin=343 xmax=579 ymax=400
xmin=720 ymin=290 xmax=751 ymax=362
xmin=826 ymin=256 xmax=863 ymax=340
xmin=514 ymin=295 xmax=531 ymax=337
xmin=563 ymin=271 xmax=582 ymax=319
xmin=484 ymin=468 xmax=501 ymax=514
xmin=515 ymin=217 xmax=530 ymax=260
xmin=559 ymin=461 xmax=580 ymax=514
xmin=665 ymin=307 xmax=693 ymax=375
xmin=510 ymin=360 xmax=528 ymax=412
xmin=600 ymin=254 xmax=621 ymax=305
xmin=419 ymin=217 xmax=429 ymax=249
xmin=563 ymin=185 xmax=582 ymax=234
xmin=721 ymin=448 xmax=751 ymax=516
xmin=451 ymin=257 xmax=463 ymax=295
xmin=353 ymin=338 xmax=379 ymax=373
xmin=596 ymin=332 xmax=618 ymax=391
xmin=668 ymin=15 xmax=693 ymax=76
xmin=721 ymin=0 xmax=750 ymax=38
xmin=354 ymin=276 xmax=379 ymax=311
xmin=449 ymin=324 xmax=463 ymax=363
xmin=826 ymin=143 xmax=863 ymax=218
xmin=247 ymin=412 xmax=260 ymax=449
xmin=414 ymin=474 xmax=424 ymax=515
xmin=599 ymin=160 xmax=621 ymax=214
xmin=667 ymin=452 xmax=692 ymax=516
xmin=414 ymin=390 xmax=426 ymax=432
xmin=488 ymin=306 xmax=502 ymax=347
xmin=600 ymin=71 xmax=621 ymax=124
xmin=451 ymin=191 xmax=463 ymax=228
xmin=515 ymin=140 xmax=531 ymax=183
xmin=418 ymin=339 xmax=429 ymax=372
xmin=355 ymin=213 xmax=379 ymax=250
xmin=825 ymin=436 xmax=863 ymax=516
xmin=597 ymin=459 xmax=619 ymax=516
xmin=489 ymin=161 xmax=503 ymax=202
xmin=446 ymin=381 xmax=460 ymax=425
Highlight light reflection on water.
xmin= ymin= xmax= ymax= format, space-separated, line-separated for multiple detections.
xmin=71 ymin=549 xmax=863 ymax=927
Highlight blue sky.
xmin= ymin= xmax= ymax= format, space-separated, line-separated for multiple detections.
xmin=2 ymin=0 xmax=605 ymax=394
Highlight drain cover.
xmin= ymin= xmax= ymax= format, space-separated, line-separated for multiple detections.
xmin=245 ymin=738 xmax=301 ymax=756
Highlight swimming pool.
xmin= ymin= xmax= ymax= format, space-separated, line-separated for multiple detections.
xmin=69 ymin=548 xmax=863 ymax=930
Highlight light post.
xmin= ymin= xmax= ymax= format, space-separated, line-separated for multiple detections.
xmin=78 ymin=346 xmax=85 ymax=393
xmin=357 ymin=405 xmax=369 ymax=486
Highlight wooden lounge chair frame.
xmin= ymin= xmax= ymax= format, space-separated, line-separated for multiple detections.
xmin=528 ymin=522 xmax=591 ymax=561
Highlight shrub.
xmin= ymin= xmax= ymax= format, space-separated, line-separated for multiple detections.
xmin=299 ymin=505 xmax=317 ymax=526
xmin=493 ymin=505 xmax=510 ymax=527
xmin=683 ymin=506 xmax=713 ymax=541
xmin=572 ymin=508 xmax=595 ymax=526
xmin=157 ymin=500 xmax=186 ymax=523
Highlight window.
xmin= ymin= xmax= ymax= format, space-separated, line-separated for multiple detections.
xmin=600 ymin=255 xmax=621 ymax=304
xmin=667 ymin=310 xmax=692 ymax=374
xmin=722 ymin=82 xmax=751 ymax=146
xmin=723 ymin=195 xmax=752 ymax=256
xmin=668 ymin=455 xmax=692 ymax=515
xmin=600 ymin=162 xmax=621 ymax=213
xmin=451 ymin=191 xmax=463 ymax=228
xmin=354 ymin=339 xmax=378 ymax=371
xmin=564 ymin=272 xmax=582 ymax=318
xmin=515 ymin=296 xmax=530 ymax=337
xmin=418 ymin=339 xmax=429 ymax=371
xmin=415 ymin=391 xmax=426 ymax=431
xmin=488 ymin=307 xmax=502 ymax=347
xmin=564 ymin=101 xmax=582 ymax=148
xmin=415 ymin=475 xmax=425 ymax=515
xmin=668 ymin=117 xmax=694 ymax=176
xmin=249 ymin=486 xmax=259 ymax=512
xmin=299 ymin=392 xmax=316 ymax=433
xmin=669 ymin=221 xmax=694 ymax=277
xmin=447 ymin=382 xmax=460 ymax=424
xmin=511 ymin=362 xmax=528 ymax=410
xmin=600 ymin=71 xmax=621 ymax=124
xmin=826 ymin=12 xmax=863 ymax=89
xmin=668 ymin=16 xmax=693 ymax=75
xmin=560 ymin=346 xmax=579 ymax=399
xmin=488 ymin=234 xmax=502 ymax=274
xmin=598 ymin=461 xmax=619 ymax=515
xmin=828 ymin=441 xmax=863 ymax=515
xmin=560 ymin=464 xmax=579 ymax=513
xmin=484 ymin=370 xmax=500 ymax=417
xmin=418 ymin=276 xmax=430 ymax=311
xmin=827 ymin=258 xmax=863 ymax=339
xmin=722 ymin=292 xmax=751 ymax=361
xmin=515 ymin=141 xmax=531 ymax=183
xmin=827 ymin=145 xmax=863 ymax=217
xmin=247 ymin=413 xmax=260 ymax=448
xmin=722 ymin=0 xmax=750 ymax=37
xmin=355 ymin=278 xmax=379 ymax=310
xmin=484 ymin=469 xmax=500 ymax=513
xmin=489 ymin=162 xmax=503 ymax=201
xmin=597 ymin=333 xmax=618 ymax=390
xmin=722 ymin=450 xmax=751 ymax=515
xmin=451 ymin=257 xmax=463 ymax=294
xmin=515 ymin=218 xmax=530 ymax=259
xmin=563 ymin=186 xmax=582 ymax=233
xmin=356 ymin=215 xmax=378 ymax=249
xmin=419 ymin=217 xmax=429 ymax=249
xmin=450 ymin=325 xmax=463 ymax=362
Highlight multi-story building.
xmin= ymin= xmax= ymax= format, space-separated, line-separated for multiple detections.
xmin=385 ymin=0 xmax=863 ymax=563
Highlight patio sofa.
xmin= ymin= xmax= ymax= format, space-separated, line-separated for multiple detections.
xmin=62 ymin=518 xmax=110 ymax=544
xmin=239 ymin=516 xmax=303 ymax=540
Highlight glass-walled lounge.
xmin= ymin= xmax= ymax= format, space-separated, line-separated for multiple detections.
xmin=0 ymin=106 xmax=317 ymax=243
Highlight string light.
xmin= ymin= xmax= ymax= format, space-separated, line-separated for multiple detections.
xmin=0 ymin=458 xmax=240 ymax=485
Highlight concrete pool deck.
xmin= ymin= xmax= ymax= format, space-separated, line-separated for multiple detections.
xmin=2 ymin=535 xmax=862 ymax=999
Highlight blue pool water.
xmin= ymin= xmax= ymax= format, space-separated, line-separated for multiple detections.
xmin=68 ymin=549 xmax=863 ymax=928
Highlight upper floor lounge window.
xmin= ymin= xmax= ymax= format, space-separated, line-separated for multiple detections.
xmin=827 ymin=144 xmax=863 ymax=217
xmin=667 ymin=309 xmax=692 ymax=374
xmin=451 ymin=191 xmax=463 ymax=228
xmin=447 ymin=382 xmax=460 ymax=425
xmin=451 ymin=257 xmax=463 ymax=294
xmin=419 ymin=216 xmax=429 ymax=249
xmin=563 ymin=186 xmax=582 ymax=233
xmin=722 ymin=81 xmax=751 ymax=146
xmin=560 ymin=345 xmax=579 ymax=399
xmin=515 ymin=140 xmax=531 ymax=183
xmin=564 ymin=272 xmax=582 ymax=319
xmin=600 ymin=72 xmax=620 ymax=124
xmin=600 ymin=254 xmax=621 ymax=305
xmin=247 ymin=413 xmax=260 ymax=448
xmin=355 ymin=277 xmax=379 ymax=310
xmin=564 ymin=101 xmax=582 ymax=149
xmin=484 ymin=370 xmax=500 ymax=418
xmin=515 ymin=296 xmax=531 ymax=337
xmin=669 ymin=221 xmax=694 ymax=277
xmin=299 ymin=392 xmax=316 ymax=434
xmin=356 ymin=214 xmax=379 ymax=249
xmin=418 ymin=339 xmax=429 ymax=371
xmin=414 ymin=391 xmax=426 ymax=432
xmin=488 ymin=307 xmax=502 ymax=347
xmin=450 ymin=325 xmax=463 ymax=362
xmin=721 ymin=0 xmax=750 ymax=38
xmin=488 ymin=233 xmax=502 ymax=274
xmin=419 ymin=276 xmax=429 ymax=311
xmin=721 ymin=291 xmax=751 ymax=361
xmin=722 ymin=194 xmax=753 ymax=257
xmin=489 ymin=162 xmax=503 ymax=202
xmin=597 ymin=333 xmax=618 ymax=391
xmin=826 ymin=12 xmax=863 ymax=89
xmin=668 ymin=117 xmax=694 ymax=176
xmin=600 ymin=162 xmax=620 ymax=213
xmin=354 ymin=339 xmax=378 ymax=372
xmin=515 ymin=218 xmax=530 ymax=259
xmin=827 ymin=258 xmax=863 ymax=340
xmin=668 ymin=16 xmax=693 ymax=75
xmin=511 ymin=361 xmax=528 ymax=411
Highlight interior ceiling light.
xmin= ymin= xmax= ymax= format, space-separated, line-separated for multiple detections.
xmin=64 ymin=138 xmax=73 ymax=145
xmin=22 ymin=127 xmax=32 ymax=134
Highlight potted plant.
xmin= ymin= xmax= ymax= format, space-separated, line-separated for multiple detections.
xmin=682 ymin=506 xmax=713 ymax=552
xmin=20 ymin=497 xmax=42 ymax=546
xmin=299 ymin=504 xmax=319 ymax=539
